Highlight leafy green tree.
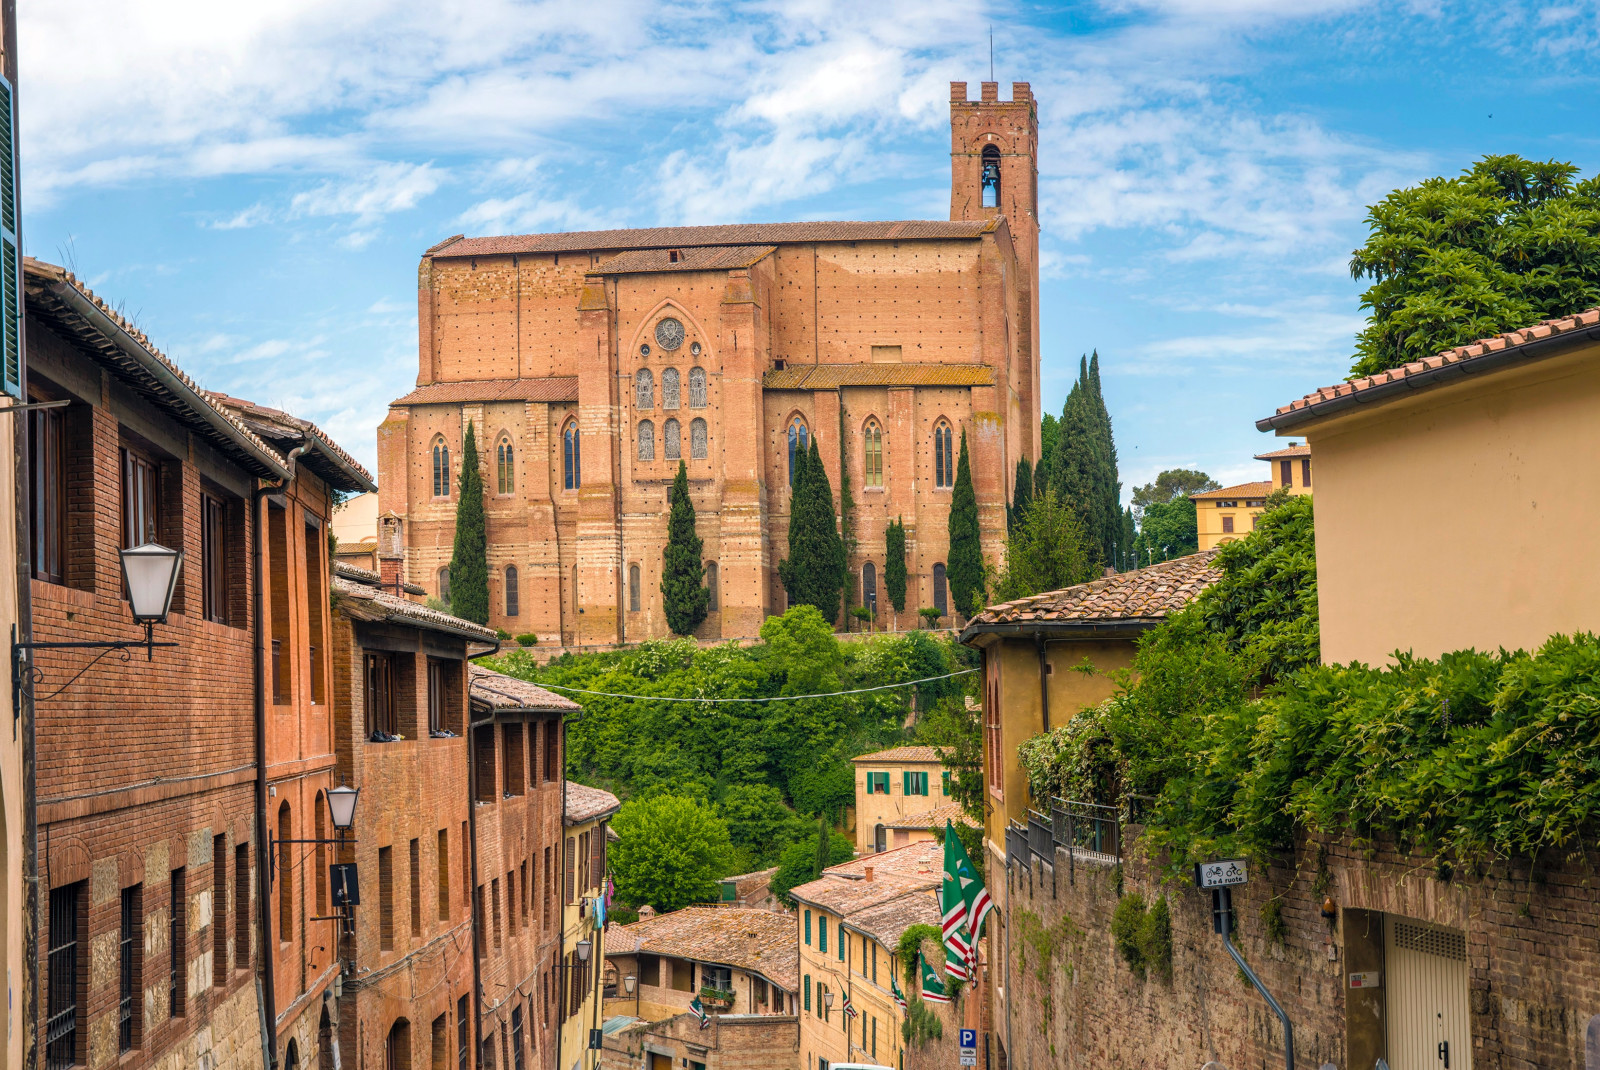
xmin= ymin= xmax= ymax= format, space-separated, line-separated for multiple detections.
xmin=771 ymin=829 xmax=854 ymax=906
xmin=789 ymin=760 xmax=854 ymax=818
xmin=1131 ymin=469 xmax=1219 ymax=521
xmin=946 ymin=430 xmax=984 ymax=619
xmin=1132 ymin=496 xmax=1198 ymax=565
xmin=1349 ymin=155 xmax=1600 ymax=377
xmin=718 ymin=784 xmax=809 ymax=870
xmin=609 ymin=795 xmax=734 ymax=911
xmin=995 ymin=488 xmax=1099 ymax=602
xmin=885 ymin=518 xmax=907 ymax=615
xmin=1008 ymin=456 xmax=1033 ymax=535
xmin=661 ymin=461 xmax=709 ymax=636
xmin=779 ymin=439 xmax=845 ymax=625
xmin=759 ymin=605 xmax=843 ymax=694
xmin=448 ymin=423 xmax=489 ymax=624
xmin=1120 ymin=506 xmax=1137 ymax=572
xmin=1039 ymin=411 xmax=1060 ymax=477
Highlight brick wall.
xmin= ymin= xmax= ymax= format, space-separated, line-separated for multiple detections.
xmin=600 ymin=1011 xmax=799 ymax=1070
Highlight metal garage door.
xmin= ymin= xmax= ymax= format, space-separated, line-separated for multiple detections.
xmin=1384 ymin=916 xmax=1471 ymax=1070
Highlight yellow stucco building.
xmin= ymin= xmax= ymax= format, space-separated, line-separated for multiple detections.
xmin=852 ymin=746 xmax=965 ymax=854
xmin=560 ymin=784 xmax=621 ymax=1070
xmin=1192 ymin=441 xmax=1312 ymax=551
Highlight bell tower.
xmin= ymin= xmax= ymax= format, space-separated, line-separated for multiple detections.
xmin=950 ymin=80 xmax=1041 ymax=455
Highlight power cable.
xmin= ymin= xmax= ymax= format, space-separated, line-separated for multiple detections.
xmin=531 ymin=668 xmax=977 ymax=704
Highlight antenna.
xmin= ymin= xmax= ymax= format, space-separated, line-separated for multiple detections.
xmin=989 ymin=28 xmax=994 ymax=82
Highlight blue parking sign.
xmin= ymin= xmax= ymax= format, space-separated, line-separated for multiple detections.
xmin=960 ymin=1029 xmax=977 ymax=1049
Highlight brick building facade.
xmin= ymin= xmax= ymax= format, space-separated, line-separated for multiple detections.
xmin=378 ymin=80 xmax=1041 ymax=645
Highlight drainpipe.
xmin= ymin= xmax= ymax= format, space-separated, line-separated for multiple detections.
xmin=555 ymin=716 xmax=569 ymax=1070
xmin=468 ymin=714 xmax=484 ymax=1069
xmin=254 ymin=443 xmax=308 ymax=1070
xmin=1035 ymin=633 xmax=1050 ymax=733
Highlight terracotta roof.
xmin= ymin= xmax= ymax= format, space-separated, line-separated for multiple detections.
xmin=606 ymin=907 xmax=797 ymax=991
xmin=1261 ymin=307 xmax=1600 ymax=432
xmin=590 ymin=245 xmax=776 ymax=275
xmin=789 ymin=841 xmax=943 ymax=917
xmin=1252 ymin=443 xmax=1309 ymax=460
xmin=333 ymin=561 xmax=426 ymax=596
xmin=392 ymin=377 xmax=579 ymax=407
xmin=331 ymin=575 xmax=500 ymax=643
xmin=825 ymin=838 xmax=943 ymax=880
xmin=846 ymin=889 xmax=944 ymax=950
xmin=1190 ymin=480 xmax=1273 ymax=501
xmin=208 ymin=392 xmax=375 ymax=493
xmin=960 ymin=551 xmax=1222 ymax=640
xmin=432 ymin=220 xmax=996 ymax=259
xmin=566 ymin=783 xmax=621 ymax=824
xmin=852 ymin=746 xmax=942 ymax=764
xmin=22 ymin=259 xmax=291 ymax=481
xmin=469 ymin=664 xmax=579 ymax=713
xmin=883 ymin=803 xmax=978 ymax=831
xmin=763 ymin=363 xmax=994 ymax=391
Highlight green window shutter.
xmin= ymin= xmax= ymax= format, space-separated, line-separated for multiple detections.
xmin=942 ymin=771 xmax=951 ymax=795
xmin=819 ymin=916 xmax=827 ymax=953
xmin=922 ymin=772 xmax=930 ymax=795
xmin=804 ymin=910 xmax=811 ymax=945
xmin=838 ymin=932 xmax=845 ymax=961
xmin=805 ymin=975 xmax=811 ymax=1011
xmin=0 ymin=75 xmax=19 ymax=398
xmin=902 ymin=771 xmax=910 ymax=795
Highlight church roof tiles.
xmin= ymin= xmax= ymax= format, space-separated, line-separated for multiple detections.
xmin=392 ymin=377 xmax=580 ymax=407
xmin=763 ymin=363 xmax=995 ymax=390
xmin=431 ymin=219 xmax=996 ymax=258
xmin=590 ymin=245 xmax=776 ymax=275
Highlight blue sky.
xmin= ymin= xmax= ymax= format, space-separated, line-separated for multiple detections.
xmin=18 ymin=1 xmax=1600 ymax=494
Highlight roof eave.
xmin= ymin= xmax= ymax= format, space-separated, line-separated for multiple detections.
xmin=958 ymin=618 xmax=1163 ymax=647
xmin=1258 ymin=326 xmax=1600 ymax=434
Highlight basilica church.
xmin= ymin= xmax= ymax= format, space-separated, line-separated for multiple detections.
xmin=376 ymin=81 xmax=1041 ymax=645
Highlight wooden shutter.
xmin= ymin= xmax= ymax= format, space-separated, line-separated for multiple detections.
xmin=0 ymin=75 xmax=18 ymax=398
xmin=564 ymin=837 xmax=576 ymax=903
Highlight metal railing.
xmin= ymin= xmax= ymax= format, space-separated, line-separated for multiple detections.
xmin=1051 ymin=798 xmax=1121 ymax=860
xmin=1124 ymin=793 xmax=1157 ymax=826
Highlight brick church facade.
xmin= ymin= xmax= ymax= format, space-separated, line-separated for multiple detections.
xmin=378 ymin=81 xmax=1041 ymax=644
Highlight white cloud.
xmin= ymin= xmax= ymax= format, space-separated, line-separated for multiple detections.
xmin=290 ymin=162 xmax=446 ymax=224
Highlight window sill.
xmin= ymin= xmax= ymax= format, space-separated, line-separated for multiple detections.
xmin=862 ymin=486 xmax=886 ymax=493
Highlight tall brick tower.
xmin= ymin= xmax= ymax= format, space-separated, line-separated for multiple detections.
xmin=950 ymin=80 xmax=1041 ymax=459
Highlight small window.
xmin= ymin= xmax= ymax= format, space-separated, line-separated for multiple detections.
xmin=662 ymin=367 xmax=680 ymax=410
xmin=119 ymin=884 xmax=141 ymax=1052
xmin=863 ymin=420 xmax=883 ymax=488
xmin=562 ymin=420 xmax=581 ymax=490
xmin=120 ymin=446 xmax=161 ymax=548
xmin=629 ymin=564 xmax=641 ymax=612
xmin=663 ymin=418 xmax=681 ymax=461
xmin=497 ymin=437 xmax=514 ymax=495
xmin=690 ymin=417 xmax=707 ymax=459
xmin=170 ymin=866 xmax=187 ymax=1017
xmin=1222 ymin=516 xmax=1234 ymax=534
xmin=366 ymin=653 xmax=398 ymax=739
xmin=933 ymin=422 xmax=954 ymax=489
xmin=637 ymin=420 xmax=655 ymax=461
xmin=933 ymin=563 xmax=948 ymax=616
xmin=862 ymin=561 xmax=877 ymax=615
xmin=437 ymin=567 xmax=451 ymax=605
xmin=432 ymin=438 xmax=451 ymax=499
xmin=705 ymin=561 xmax=719 ymax=612
xmin=981 ymin=144 xmax=1001 ymax=208
xmin=505 ymin=565 xmax=519 ymax=617
xmin=29 ymin=401 xmax=65 ymax=584
xmin=689 ymin=367 xmax=707 ymax=408
xmin=202 ymin=494 xmax=231 ymax=624
xmin=1302 ymin=457 xmax=1312 ymax=488
xmin=635 ymin=369 xmax=654 ymax=410
xmin=787 ymin=418 xmax=809 ymax=486
xmin=1280 ymin=459 xmax=1293 ymax=488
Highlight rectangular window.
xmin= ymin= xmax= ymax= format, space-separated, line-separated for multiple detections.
xmin=984 ymin=652 xmax=1003 ymax=800
xmin=213 ymin=835 xmax=227 ymax=986
xmin=235 ymin=844 xmax=250 ymax=976
xmin=438 ymin=829 xmax=451 ymax=921
xmin=578 ymin=831 xmax=590 ymax=893
xmin=169 ymin=868 xmax=186 ymax=1018
xmin=474 ymin=726 xmax=497 ymax=803
xmin=520 ymin=861 xmax=529 ymax=926
xmin=804 ymin=975 xmax=811 ymax=1012
xmin=1302 ymin=457 xmax=1312 ymax=487
xmin=474 ymin=886 xmax=486 ymax=955
xmin=818 ymin=916 xmax=828 ymax=954
xmin=428 ymin=659 xmax=445 ymax=735
xmin=838 ymin=931 xmax=845 ymax=962
xmin=492 ymin=878 xmax=502 ymax=949
xmin=410 ymin=839 xmax=423 ymax=937
xmin=121 ymin=446 xmax=161 ymax=548
xmin=305 ymin=519 xmax=326 ymax=702
xmin=30 ymin=402 xmax=64 ymax=584
xmin=872 ymin=941 xmax=878 ymax=982
xmin=506 ymin=870 xmax=515 ymax=939
xmin=639 ymin=954 xmax=659 ymax=987
xmin=543 ymin=845 xmax=553 ymax=928
xmin=366 ymin=652 xmax=397 ymax=738
xmin=903 ymin=771 xmax=929 ymax=796
xmin=47 ymin=882 xmax=83 ymax=1069
xmin=1222 ymin=515 xmax=1234 ymax=534
xmin=379 ymin=846 xmax=394 ymax=951
xmin=432 ymin=1014 xmax=449 ymax=1070
xmin=804 ymin=909 xmax=811 ymax=945
xmin=545 ymin=719 xmax=560 ymax=781
xmin=119 ymin=884 xmax=142 ymax=1052
xmin=201 ymin=495 xmax=227 ymax=624
xmin=458 ymin=995 xmax=470 ymax=1070
xmin=1280 ymin=458 xmax=1293 ymax=488
xmin=565 ymin=837 xmax=576 ymax=903
xmin=511 ymin=1007 xmax=525 ymax=1070
xmin=872 ymin=1016 xmax=877 ymax=1058
xmin=502 ymin=723 xmax=525 ymax=797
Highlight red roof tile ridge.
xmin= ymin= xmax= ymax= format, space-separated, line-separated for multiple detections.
xmin=208 ymin=391 xmax=374 ymax=488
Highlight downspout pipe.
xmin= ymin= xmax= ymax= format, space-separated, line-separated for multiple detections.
xmin=469 ymin=712 xmax=484 ymax=1070
xmin=1035 ymin=633 xmax=1050 ymax=733
xmin=556 ymin=717 xmax=569 ymax=1070
xmin=253 ymin=442 xmax=308 ymax=1070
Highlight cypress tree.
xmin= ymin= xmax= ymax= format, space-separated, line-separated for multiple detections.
xmin=779 ymin=439 xmax=845 ymax=625
xmin=1008 ymin=456 xmax=1033 ymax=535
xmin=946 ymin=430 xmax=984 ymax=619
xmin=885 ymin=517 xmax=907 ymax=617
xmin=661 ymin=460 xmax=709 ymax=636
xmin=1088 ymin=351 xmax=1122 ymax=566
xmin=1033 ymin=456 xmax=1050 ymax=503
xmin=448 ymin=422 xmax=489 ymax=624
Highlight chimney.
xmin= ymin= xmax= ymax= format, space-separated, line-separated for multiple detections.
xmin=637 ymin=905 xmax=656 ymax=921
xmin=863 ymin=866 xmax=874 ymax=883
xmin=1103 ymin=567 xmax=1116 ymax=578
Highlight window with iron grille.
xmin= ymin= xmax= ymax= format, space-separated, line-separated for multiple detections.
xmin=235 ymin=844 xmax=250 ymax=974
xmin=119 ymin=884 xmax=141 ymax=1052
xmin=170 ymin=868 xmax=187 ymax=1018
xmin=379 ymin=846 xmax=394 ymax=952
xmin=457 ymin=995 xmax=470 ymax=1070
xmin=213 ymin=834 xmax=227 ymax=985
xmin=47 ymin=882 xmax=82 ymax=1070
xmin=511 ymin=1006 xmax=525 ymax=1070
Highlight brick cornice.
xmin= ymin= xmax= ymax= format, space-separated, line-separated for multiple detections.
xmin=38 ymin=761 xmax=256 ymax=824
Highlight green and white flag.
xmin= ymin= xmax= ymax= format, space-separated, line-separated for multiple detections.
xmin=919 ymin=955 xmax=951 ymax=1005
xmin=942 ymin=820 xmax=994 ymax=947
xmin=890 ymin=975 xmax=908 ymax=1012
xmin=689 ymin=996 xmax=710 ymax=1029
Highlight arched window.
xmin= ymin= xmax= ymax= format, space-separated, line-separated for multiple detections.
xmin=663 ymin=418 xmax=681 ymax=461
xmin=933 ymin=422 xmax=954 ymax=489
xmin=862 ymin=561 xmax=877 ymax=615
xmin=933 ymin=563 xmax=948 ymax=616
xmin=689 ymin=367 xmax=707 ymax=408
xmin=277 ymin=800 xmax=292 ymax=939
xmin=431 ymin=437 xmax=450 ymax=498
xmin=662 ymin=367 xmax=680 ymax=410
xmin=505 ymin=565 xmax=519 ymax=617
xmin=690 ymin=418 xmax=708 ymax=460
xmin=787 ymin=418 xmax=809 ymax=486
xmin=384 ymin=1020 xmax=411 ymax=1070
xmin=706 ymin=561 xmax=719 ymax=612
xmin=981 ymin=144 xmax=1001 ymax=209
xmin=438 ymin=566 xmax=451 ymax=604
xmin=496 ymin=436 xmax=514 ymax=495
xmin=562 ymin=420 xmax=580 ymax=490
xmin=628 ymin=565 xmax=641 ymax=612
xmin=284 ymin=1040 xmax=299 ymax=1070
xmin=863 ymin=420 xmax=883 ymax=488
xmin=637 ymin=420 xmax=655 ymax=461
xmin=635 ymin=369 xmax=654 ymax=410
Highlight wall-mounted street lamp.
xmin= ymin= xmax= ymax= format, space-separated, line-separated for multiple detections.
xmin=13 ymin=541 xmax=183 ymax=721
xmin=576 ymin=938 xmax=593 ymax=962
xmin=285 ymin=785 xmax=363 ymax=956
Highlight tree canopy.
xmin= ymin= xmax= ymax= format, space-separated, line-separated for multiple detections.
xmin=1130 ymin=469 xmax=1219 ymax=520
xmin=1047 ymin=354 xmax=1120 ymax=568
xmin=661 ymin=461 xmax=709 ymax=636
xmin=609 ymin=795 xmax=734 ymax=912
xmin=995 ymin=488 xmax=1099 ymax=603
xmin=1129 ymin=468 xmax=1217 ymax=566
xmin=448 ymin=422 xmax=489 ymax=624
xmin=1349 ymin=154 xmax=1600 ymax=377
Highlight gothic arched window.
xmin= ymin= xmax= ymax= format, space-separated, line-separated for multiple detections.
xmin=863 ymin=419 xmax=883 ymax=488
xmin=628 ymin=564 xmax=641 ymax=612
xmin=562 ymin=420 xmax=580 ymax=490
xmin=787 ymin=418 xmax=809 ymax=486
xmin=689 ymin=367 xmax=707 ymax=408
xmin=662 ymin=367 xmax=680 ymax=410
xmin=933 ymin=563 xmax=948 ymax=616
xmin=690 ymin=418 xmax=708 ymax=459
xmin=862 ymin=561 xmax=877 ymax=615
xmin=431 ymin=437 xmax=450 ymax=498
xmin=706 ymin=561 xmax=719 ymax=612
xmin=438 ymin=566 xmax=451 ymax=604
xmin=496 ymin=436 xmax=514 ymax=495
xmin=933 ymin=421 xmax=954 ymax=489
xmin=663 ymin=418 xmax=681 ymax=461
xmin=981 ymin=144 xmax=1001 ymax=209
xmin=505 ymin=565 xmax=519 ymax=617
xmin=635 ymin=369 xmax=654 ymax=410
xmin=637 ymin=421 xmax=655 ymax=461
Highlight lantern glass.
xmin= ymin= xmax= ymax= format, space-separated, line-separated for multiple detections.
xmin=576 ymin=938 xmax=592 ymax=962
xmin=623 ymin=975 xmax=636 ymax=994
xmin=327 ymin=785 xmax=360 ymax=831
xmin=822 ymin=991 xmax=834 ymax=1008
xmin=120 ymin=543 xmax=184 ymax=623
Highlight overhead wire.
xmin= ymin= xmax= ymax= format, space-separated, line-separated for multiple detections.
xmin=531 ymin=668 xmax=978 ymax=704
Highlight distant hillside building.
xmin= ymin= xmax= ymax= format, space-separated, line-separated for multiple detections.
xmin=852 ymin=746 xmax=971 ymax=854
xmin=1192 ymin=440 xmax=1312 ymax=550
xmin=378 ymin=81 xmax=1043 ymax=645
